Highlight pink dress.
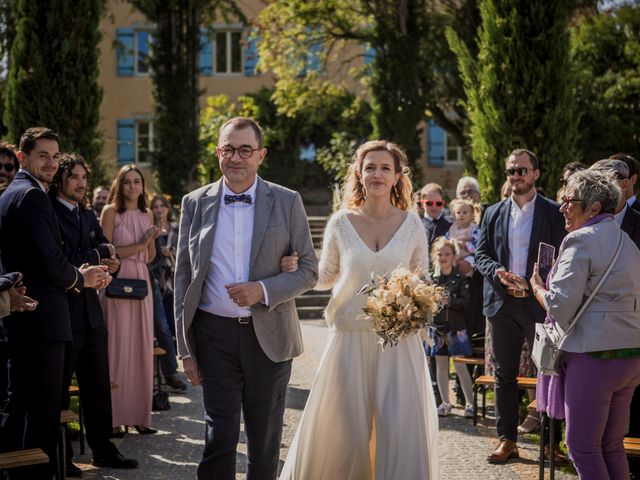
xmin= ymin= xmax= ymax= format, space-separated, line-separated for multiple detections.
xmin=102 ymin=210 xmax=154 ymax=427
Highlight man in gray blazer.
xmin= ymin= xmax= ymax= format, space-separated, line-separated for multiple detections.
xmin=174 ymin=117 xmax=318 ymax=480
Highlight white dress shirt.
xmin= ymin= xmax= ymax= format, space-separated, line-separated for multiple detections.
xmin=508 ymin=193 xmax=536 ymax=277
xmin=198 ymin=179 xmax=268 ymax=318
xmin=615 ymin=204 xmax=627 ymax=226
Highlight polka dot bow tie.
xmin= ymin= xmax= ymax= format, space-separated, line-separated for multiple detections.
xmin=224 ymin=194 xmax=252 ymax=205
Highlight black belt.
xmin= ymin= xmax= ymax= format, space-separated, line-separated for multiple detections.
xmin=197 ymin=309 xmax=252 ymax=324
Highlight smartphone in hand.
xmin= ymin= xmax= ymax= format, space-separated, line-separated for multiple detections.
xmin=537 ymin=242 xmax=556 ymax=282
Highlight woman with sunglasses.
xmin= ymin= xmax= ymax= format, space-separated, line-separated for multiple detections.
xmin=0 ymin=142 xmax=19 ymax=193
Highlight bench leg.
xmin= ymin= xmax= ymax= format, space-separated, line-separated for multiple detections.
xmin=549 ymin=417 xmax=555 ymax=480
xmin=539 ymin=413 xmax=546 ymax=480
xmin=78 ymin=397 xmax=85 ymax=456
xmin=473 ymin=383 xmax=478 ymax=426
xmin=58 ymin=425 xmax=67 ymax=480
xmin=482 ymin=386 xmax=486 ymax=418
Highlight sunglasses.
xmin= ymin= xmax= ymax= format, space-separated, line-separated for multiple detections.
xmin=505 ymin=167 xmax=529 ymax=177
xmin=0 ymin=163 xmax=15 ymax=173
xmin=421 ymin=200 xmax=445 ymax=207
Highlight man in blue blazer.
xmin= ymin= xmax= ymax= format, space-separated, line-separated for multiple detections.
xmin=475 ymin=149 xmax=566 ymax=464
xmin=0 ymin=128 xmax=109 ymax=479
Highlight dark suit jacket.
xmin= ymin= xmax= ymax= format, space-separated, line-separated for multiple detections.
xmin=0 ymin=172 xmax=83 ymax=341
xmin=51 ymin=199 xmax=111 ymax=331
xmin=423 ymin=215 xmax=453 ymax=246
xmin=475 ymin=194 xmax=566 ymax=319
xmin=630 ymin=196 xmax=640 ymax=213
xmin=621 ymin=205 xmax=640 ymax=250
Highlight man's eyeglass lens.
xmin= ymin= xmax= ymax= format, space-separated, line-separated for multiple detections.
xmin=421 ymin=200 xmax=444 ymax=207
xmin=0 ymin=163 xmax=15 ymax=172
xmin=506 ymin=167 xmax=528 ymax=177
xmin=219 ymin=146 xmax=258 ymax=159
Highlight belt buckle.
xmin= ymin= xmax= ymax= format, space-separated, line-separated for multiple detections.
xmin=514 ymin=289 xmax=526 ymax=298
xmin=238 ymin=317 xmax=250 ymax=325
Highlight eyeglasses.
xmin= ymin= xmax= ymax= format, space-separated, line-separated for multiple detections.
xmin=459 ymin=189 xmax=479 ymax=196
xmin=0 ymin=163 xmax=15 ymax=173
xmin=421 ymin=200 xmax=445 ymax=207
xmin=218 ymin=145 xmax=261 ymax=160
xmin=560 ymin=197 xmax=583 ymax=207
xmin=505 ymin=167 xmax=529 ymax=177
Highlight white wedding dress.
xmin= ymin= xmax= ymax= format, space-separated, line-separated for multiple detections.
xmin=280 ymin=210 xmax=439 ymax=480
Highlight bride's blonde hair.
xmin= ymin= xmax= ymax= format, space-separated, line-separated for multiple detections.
xmin=340 ymin=140 xmax=412 ymax=211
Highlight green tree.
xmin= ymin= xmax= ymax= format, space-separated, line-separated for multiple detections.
xmin=199 ymin=86 xmax=371 ymax=188
xmin=256 ymin=0 xmax=474 ymax=173
xmin=447 ymin=0 xmax=579 ymax=201
xmin=3 ymin=0 xmax=107 ymax=185
xmin=571 ymin=3 xmax=640 ymax=162
xmin=129 ymin=0 xmax=242 ymax=201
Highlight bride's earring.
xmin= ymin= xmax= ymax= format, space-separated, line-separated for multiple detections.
xmin=393 ymin=184 xmax=398 ymax=197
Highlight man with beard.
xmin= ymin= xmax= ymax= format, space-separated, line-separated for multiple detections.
xmin=91 ymin=186 xmax=108 ymax=219
xmin=49 ymin=154 xmax=138 ymax=476
xmin=0 ymin=128 xmax=110 ymax=479
xmin=475 ymin=149 xmax=565 ymax=464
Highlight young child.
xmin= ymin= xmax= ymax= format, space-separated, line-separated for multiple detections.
xmin=446 ymin=198 xmax=480 ymax=277
xmin=426 ymin=237 xmax=475 ymax=417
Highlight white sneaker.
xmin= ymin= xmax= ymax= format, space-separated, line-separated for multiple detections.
xmin=464 ymin=404 xmax=475 ymax=418
xmin=437 ymin=402 xmax=452 ymax=417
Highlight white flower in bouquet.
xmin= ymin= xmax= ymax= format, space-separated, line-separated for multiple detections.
xmin=360 ymin=266 xmax=448 ymax=350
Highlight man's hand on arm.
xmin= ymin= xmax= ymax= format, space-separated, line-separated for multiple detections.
xmin=225 ymin=282 xmax=265 ymax=308
xmin=80 ymin=264 xmax=111 ymax=289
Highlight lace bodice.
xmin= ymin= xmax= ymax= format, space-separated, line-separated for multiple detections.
xmin=317 ymin=209 xmax=430 ymax=330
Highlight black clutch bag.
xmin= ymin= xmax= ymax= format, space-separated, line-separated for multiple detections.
xmin=105 ymin=278 xmax=148 ymax=300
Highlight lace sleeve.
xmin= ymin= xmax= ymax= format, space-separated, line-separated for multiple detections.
xmin=316 ymin=213 xmax=341 ymax=291
xmin=409 ymin=214 xmax=431 ymax=278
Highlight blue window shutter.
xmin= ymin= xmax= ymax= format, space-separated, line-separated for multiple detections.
xmin=199 ymin=28 xmax=213 ymax=76
xmin=116 ymin=28 xmax=135 ymax=77
xmin=244 ymin=32 xmax=259 ymax=77
xmin=364 ymin=44 xmax=376 ymax=65
xmin=117 ymin=119 xmax=135 ymax=165
xmin=306 ymin=39 xmax=322 ymax=72
xmin=428 ymin=120 xmax=445 ymax=167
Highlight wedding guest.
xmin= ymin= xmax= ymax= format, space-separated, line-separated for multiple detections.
xmin=280 ymin=140 xmax=439 ymax=479
xmin=420 ymin=182 xmax=452 ymax=247
xmin=49 ymin=154 xmax=138 ymax=474
xmin=610 ymin=153 xmax=640 ymax=212
xmin=174 ymin=117 xmax=318 ymax=479
xmin=426 ymin=237 xmax=474 ymax=419
xmin=0 ymin=127 xmax=109 ymax=478
xmin=92 ymin=185 xmax=108 ymax=219
xmin=475 ymin=148 xmax=565 ymax=464
xmin=0 ymin=142 xmax=18 ymax=194
xmin=413 ymin=191 xmax=425 ymax=217
xmin=149 ymin=194 xmax=185 ymax=391
xmin=100 ymin=165 xmax=158 ymax=435
xmin=557 ymin=162 xmax=587 ymax=203
xmin=446 ymin=198 xmax=481 ymax=277
xmin=531 ymin=169 xmax=640 ymax=480
xmin=456 ymin=176 xmax=481 ymax=203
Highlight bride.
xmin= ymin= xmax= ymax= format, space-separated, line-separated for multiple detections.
xmin=280 ymin=140 xmax=439 ymax=479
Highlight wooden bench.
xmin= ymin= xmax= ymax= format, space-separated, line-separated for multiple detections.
xmin=58 ymin=409 xmax=80 ymax=479
xmin=625 ymin=437 xmax=640 ymax=458
xmin=0 ymin=448 xmax=48 ymax=471
xmin=472 ymin=375 xmax=538 ymax=426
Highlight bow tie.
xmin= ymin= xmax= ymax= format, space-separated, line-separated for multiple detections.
xmin=224 ymin=194 xmax=252 ymax=205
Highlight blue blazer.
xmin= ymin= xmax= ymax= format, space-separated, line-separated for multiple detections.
xmin=475 ymin=194 xmax=566 ymax=319
xmin=0 ymin=172 xmax=83 ymax=341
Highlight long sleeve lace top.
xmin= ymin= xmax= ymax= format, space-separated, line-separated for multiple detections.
xmin=316 ymin=209 xmax=430 ymax=331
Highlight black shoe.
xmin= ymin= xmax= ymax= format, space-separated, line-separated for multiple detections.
xmin=92 ymin=452 xmax=139 ymax=469
xmin=133 ymin=425 xmax=157 ymax=434
xmin=166 ymin=374 xmax=187 ymax=391
xmin=66 ymin=461 xmax=83 ymax=477
xmin=110 ymin=426 xmax=127 ymax=438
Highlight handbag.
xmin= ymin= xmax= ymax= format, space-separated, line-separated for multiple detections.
xmin=105 ymin=278 xmax=148 ymax=300
xmin=532 ymin=231 xmax=623 ymax=375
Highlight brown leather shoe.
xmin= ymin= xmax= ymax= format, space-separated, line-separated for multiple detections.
xmin=544 ymin=445 xmax=568 ymax=464
xmin=487 ymin=439 xmax=520 ymax=464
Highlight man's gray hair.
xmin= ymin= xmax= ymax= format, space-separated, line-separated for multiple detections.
xmin=456 ymin=176 xmax=480 ymax=196
xmin=566 ymin=170 xmax=621 ymax=215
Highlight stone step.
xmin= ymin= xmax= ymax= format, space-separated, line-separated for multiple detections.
xmin=297 ymin=306 xmax=325 ymax=320
xmin=295 ymin=293 xmax=331 ymax=307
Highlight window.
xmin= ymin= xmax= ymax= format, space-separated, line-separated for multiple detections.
xmin=445 ymin=132 xmax=465 ymax=164
xmin=136 ymin=31 xmax=152 ymax=75
xmin=136 ymin=121 xmax=153 ymax=164
xmin=215 ymin=31 xmax=242 ymax=74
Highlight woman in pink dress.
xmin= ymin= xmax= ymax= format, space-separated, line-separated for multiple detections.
xmin=100 ymin=165 xmax=158 ymax=434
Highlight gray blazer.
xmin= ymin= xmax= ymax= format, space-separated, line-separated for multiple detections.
xmin=544 ymin=217 xmax=640 ymax=352
xmin=174 ymin=177 xmax=318 ymax=362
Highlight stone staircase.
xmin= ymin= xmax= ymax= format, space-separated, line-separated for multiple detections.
xmin=296 ymin=216 xmax=330 ymax=321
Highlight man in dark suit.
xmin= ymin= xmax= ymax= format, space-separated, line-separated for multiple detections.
xmin=475 ymin=149 xmax=566 ymax=464
xmin=419 ymin=183 xmax=452 ymax=247
xmin=610 ymin=153 xmax=640 ymax=213
xmin=49 ymin=154 xmax=138 ymax=476
xmin=0 ymin=127 xmax=109 ymax=479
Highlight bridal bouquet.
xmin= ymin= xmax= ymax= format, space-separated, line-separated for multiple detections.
xmin=360 ymin=267 xmax=447 ymax=350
